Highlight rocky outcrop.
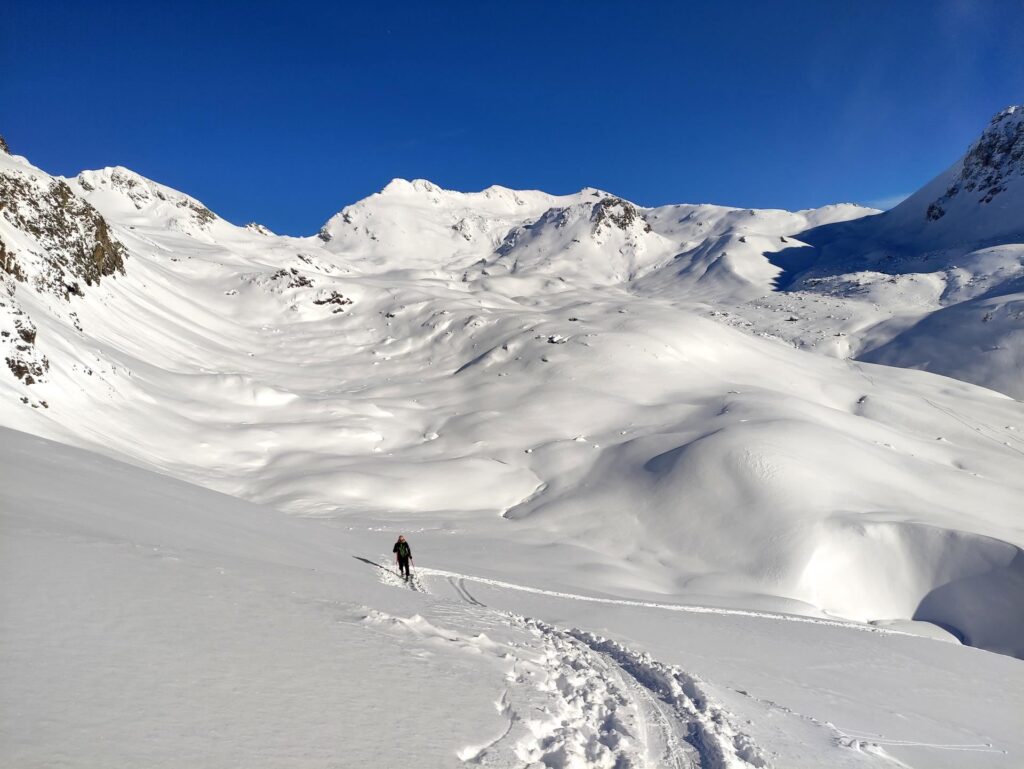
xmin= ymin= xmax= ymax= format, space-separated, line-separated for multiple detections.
xmin=245 ymin=222 xmax=274 ymax=236
xmin=0 ymin=171 xmax=126 ymax=298
xmin=312 ymin=289 xmax=353 ymax=312
xmin=591 ymin=196 xmax=651 ymax=234
xmin=1 ymin=286 xmax=48 ymax=386
xmin=0 ymin=158 xmax=129 ymax=388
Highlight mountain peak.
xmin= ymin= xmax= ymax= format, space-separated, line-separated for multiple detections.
xmin=925 ymin=104 xmax=1024 ymax=220
xmin=379 ymin=178 xmax=442 ymax=196
xmin=73 ymin=166 xmax=219 ymax=231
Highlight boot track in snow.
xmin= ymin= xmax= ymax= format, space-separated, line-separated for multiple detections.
xmin=360 ymin=556 xmax=768 ymax=767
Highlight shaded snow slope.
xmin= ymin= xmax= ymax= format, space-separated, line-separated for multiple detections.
xmin=3 ymin=428 xmax=1022 ymax=768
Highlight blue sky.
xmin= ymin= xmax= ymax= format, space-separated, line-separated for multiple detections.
xmin=3 ymin=0 xmax=1022 ymax=234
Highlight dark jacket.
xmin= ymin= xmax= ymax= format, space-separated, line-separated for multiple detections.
xmin=393 ymin=541 xmax=412 ymax=560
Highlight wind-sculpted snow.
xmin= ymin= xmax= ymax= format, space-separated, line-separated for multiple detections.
xmin=861 ymin=286 xmax=1024 ymax=399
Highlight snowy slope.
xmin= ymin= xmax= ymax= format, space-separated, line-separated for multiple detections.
xmin=3 ymin=109 xmax=1024 ymax=767
xmin=2 ymin=120 xmax=1024 ymax=659
xmin=3 ymin=428 xmax=1022 ymax=768
xmin=0 ymin=160 xmax=1022 ymax=659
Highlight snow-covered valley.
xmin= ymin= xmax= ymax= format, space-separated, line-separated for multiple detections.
xmin=1 ymin=106 xmax=1023 ymax=767
xmin=4 ymin=428 xmax=1021 ymax=768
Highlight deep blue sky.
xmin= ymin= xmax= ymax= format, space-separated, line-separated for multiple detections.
xmin=3 ymin=1 xmax=1022 ymax=234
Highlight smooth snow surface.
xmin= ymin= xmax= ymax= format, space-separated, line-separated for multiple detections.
xmin=3 ymin=429 xmax=1022 ymax=768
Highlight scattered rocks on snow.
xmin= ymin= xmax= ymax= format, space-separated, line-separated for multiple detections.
xmin=312 ymin=290 xmax=353 ymax=312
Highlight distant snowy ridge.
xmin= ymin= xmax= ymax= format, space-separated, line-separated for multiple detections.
xmin=72 ymin=166 xmax=222 ymax=238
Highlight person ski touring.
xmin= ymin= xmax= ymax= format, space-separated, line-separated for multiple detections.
xmin=393 ymin=535 xmax=413 ymax=580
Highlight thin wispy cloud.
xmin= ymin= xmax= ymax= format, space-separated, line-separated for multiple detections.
xmin=863 ymin=192 xmax=910 ymax=210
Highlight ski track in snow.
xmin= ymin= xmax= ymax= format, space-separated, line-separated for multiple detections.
xmin=523 ymin=617 xmax=771 ymax=769
xmin=411 ymin=564 xmax=926 ymax=641
xmin=366 ymin=607 xmax=763 ymax=768
xmin=368 ymin=557 xmax=773 ymax=768
xmin=731 ymin=685 xmax=1004 ymax=763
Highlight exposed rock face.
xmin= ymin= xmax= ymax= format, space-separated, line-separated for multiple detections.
xmin=1 ymin=290 xmax=48 ymax=385
xmin=0 ymin=172 xmax=126 ymax=298
xmin=0 ymin=238 xmax=25 ymax=281
xmin=926 ymin=106 xmax=1024 ymax=220
xmin=0 ymin=159 xmax=128 ymax=388
xmin=0 ymin=135 xmax=9 ymax=155
xmin=312 ymin=289 xmax=353 ymax=312
xmin=591 ymin=196 xmax=651 ymax=234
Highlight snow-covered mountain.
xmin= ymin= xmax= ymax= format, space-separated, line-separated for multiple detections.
xmin=870 ymin=105 xmax=1023 ymax=248
xmin=774 ymin=106 xmax=1024 ymax=396
xmin=2 ymin=107 xmax=1024 ymax=767
xmin=2 ymin=108 xmax=1024 ymax=650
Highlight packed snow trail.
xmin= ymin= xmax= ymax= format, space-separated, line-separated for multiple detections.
xmin=364 ymin=556 xmax=942 ymax=768
xmin=363 ymin=554 xmax=1021 ymax=767
xmin=365 ymin=598 xmax=766 ymax=767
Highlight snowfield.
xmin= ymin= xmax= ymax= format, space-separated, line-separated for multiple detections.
xmin=1 ymin=106 xmax=1023 ymax=767
xmin=3 ymin=428 xmax=1022 ymax=768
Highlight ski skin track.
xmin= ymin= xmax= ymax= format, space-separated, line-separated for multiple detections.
xmin=409 ymin=564 xmax=931 ymax=642
xmin=366 ymin=557 xmax=765 ymax=767
xmin=415 ymin=564 xmax=1009 ymax=764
